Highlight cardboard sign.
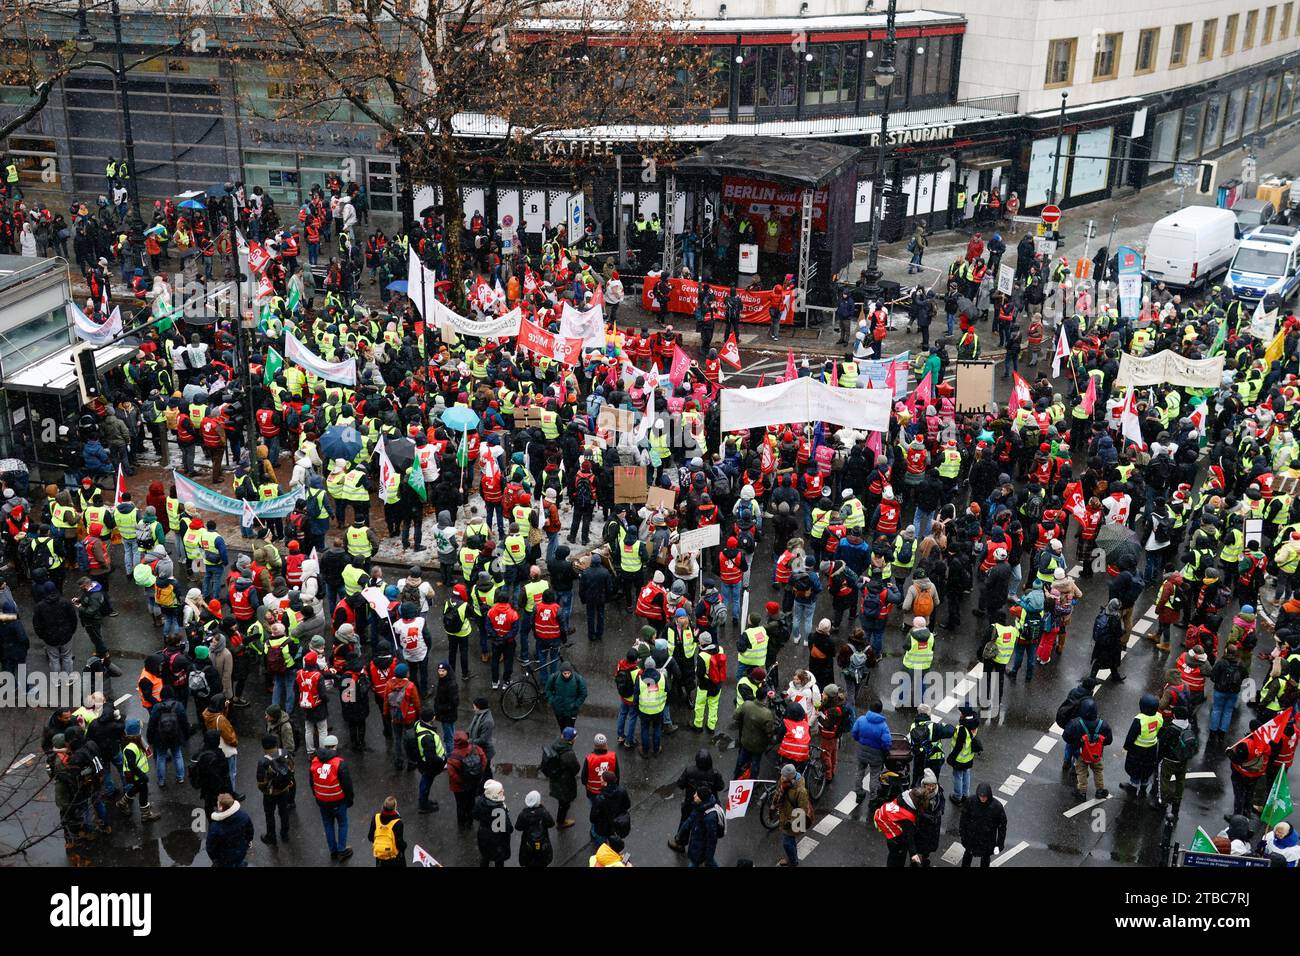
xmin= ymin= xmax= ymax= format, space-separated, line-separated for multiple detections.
xmin=954 ymin=360 xmax=995 ymax=414
xmin=646 ymin=486 xmax=676 ymax=511
xmin=598 ymin=405 xmax=636 ymax=434
xmin=614 ymin=466 xmax=647 ymax=503
xmin=677 ymin=523 xmax=721 ymax=554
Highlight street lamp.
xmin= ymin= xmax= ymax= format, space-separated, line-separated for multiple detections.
xmin=76 ymin=0 xmax=147 ymax=272
xmin=860 ymin=0 xmax=899 ymax=305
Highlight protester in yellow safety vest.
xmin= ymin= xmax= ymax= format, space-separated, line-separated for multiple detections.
xmin=1120 ymin=694 xmax=1164 ymax=796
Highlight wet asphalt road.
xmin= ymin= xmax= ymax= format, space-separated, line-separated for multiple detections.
xmin=0 ymin=509 xmax=1245 ymax=868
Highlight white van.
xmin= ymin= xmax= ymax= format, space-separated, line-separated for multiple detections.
xmin=1142 ymin=206 xmax=1240 ymax=290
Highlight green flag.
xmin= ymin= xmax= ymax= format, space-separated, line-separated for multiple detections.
xmin=1189 ymin=826 xmax=1220 ymax=853
xmin=456 ymin=429 xmax=469 ymax=468
xmin=1209 ymin=315 xmax=1227 ymax=357
xmin=264 ymin=347 xmax=284 ymax=385
xmin=150 ymin=299 xmax=176 ymax=334
xmin=287 ymin=283 xmax=301 ymax=313
xmin=1262 ymin=769 xmax=1293 ymax=828
xmin=406 ymin=459 xmax=427 ymax=501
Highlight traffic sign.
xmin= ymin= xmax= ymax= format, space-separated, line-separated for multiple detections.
xmin=1041 ymin=204 xmax=1062 ymax=225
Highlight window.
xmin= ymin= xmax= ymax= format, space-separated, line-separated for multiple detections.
xmin=1045 ymin=38 xmax=1076 ymax=86
xmin=1244 ymin=9 xmax=1258 ymax=48
xmin=0 ymin=307 xmax=70 ymax=367
xmin=1224 ymin=13 xmax=1239 ymax=53
xmin=1223 ymin=86 xmax=1246 ymax=143
xmin=1170 ymin=23 xmax=1192 ymax=67
xmin=1135 ymin=28 xmax=1160 ymax=73
xmin=1092 ymin=32 xmax=1122 ymax=80
xmin=1262 ymin=73 xmax=1280 ymax=125
xmin=1203 ymin=94 xmax=1226 ymax=151
xmin=1283 ymin=2 xmax=1294 ymax=37
xmin=1243 ymin=81 xmax=1263 ymax=133
xmin=1149 ymin=108 xmax=1181 ymax=174
xmin=5 ymin=135 xmax=58 ymax=186
xmin=1200 ymin=19 xmax=1218 ymax=60
xmin=1264 ymin=5 xmax=1277 ymax=41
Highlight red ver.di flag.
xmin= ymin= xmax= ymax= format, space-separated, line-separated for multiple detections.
xmin=517 ymin=317 xmax=583 ymax=365
xmin=669 ymin=345 xmax=692 ymax=387
xmin=719 ymin=333 xmax=742 ymax=370
xmin=725 ymin=779 xmax=759 ymax=816
xmin=247 ymin=241 xmax=270 ymax=275
xmin=1063 ymin=481 xmax=1088 ymax=523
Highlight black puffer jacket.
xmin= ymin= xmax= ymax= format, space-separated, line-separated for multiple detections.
xmin=32 ymin=585 xmax=77 ymax=647
xmin=675 ymin=749 xmax=725 ymax=811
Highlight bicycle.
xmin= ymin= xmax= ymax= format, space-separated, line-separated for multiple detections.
xmin=500 ymin=659 xmax=544 ymax=720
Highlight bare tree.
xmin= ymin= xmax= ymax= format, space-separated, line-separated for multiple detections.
xmin=0 ymin=728 xmax=65 ymax=860
xmin=236 ymin=0 xmax=715 ymax=299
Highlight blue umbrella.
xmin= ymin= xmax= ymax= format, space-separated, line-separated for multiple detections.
xmin=144 ymin=224 xmax=167 ymax=237
xmin=178 ymin=198 xmax=205 ymax=210
xmin=320 ymin=424 xmax=364 ymax=463
xmin=441 ymin=406 xmax=480 ymax=432
xmin=385 ymin=280 xmax=409 ymax=294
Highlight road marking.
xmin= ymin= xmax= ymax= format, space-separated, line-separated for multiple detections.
xmin=1018 ymin=754 xmax=1042 ymax=774
xmin=1048 ymin=722 xmax=1064 ymax=736
xmin=941 ymin=841 xmax=966 ymax=865
xmin=967 ymin=662 xmax=985 ymax=680
xmin=797 ymin=836 xmax=819 ymax=860
xmin=1143 ymin=606 xmax=1158 ymax=619
xmin=1064 ymin=794 xmax=1112 ymax=818
xmin=835 ymin=792 xmax=860 ymax=815
xmin=935 ymin=696 xmax=956 ymax=714
xmin=991 ymin=840 xmax=1029 ymax=866
xmin=1133 ymin=620 xmax=1152 ymax=635
xmin=1185 ymin=771 xmax=1217 ymax=780
xmin=1125 ymin=635 xmax=1140 ymax=649
xmin=1095 ymin=668 xmax=1112 ymax=681
xmin=4 ymin=753 xmax=36 ymax=774
xmin=813 ymin=813 xmax=843 ymax=836
xmin=1033 ymin=734 xmax=1058 ymax=754
xmin=999 ymin=775 xmax=1025 ymax=797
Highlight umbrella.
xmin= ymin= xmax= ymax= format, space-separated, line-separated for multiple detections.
xmin=143 ymin=224 xmax=167 ymax=237
xmin=320 ymin=425 xmax=364 ymax=463
xmin=384 ymin=437 xmax=416 ymax=472
xmin=385 ymin=280 xmax=409 ymax=294
xmin=178 ymin=198 xmax=205 ymax=210
xmin=441 ymin=406 xmax=480 ymax=432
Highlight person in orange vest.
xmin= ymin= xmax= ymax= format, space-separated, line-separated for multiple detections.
xmin=635 ymin=570 xmax=669 ymax=627
xmin=310 ymin=734 xmax=355 ymax=861
xmin=199 ymin=410 xmax=227 ymax=483
xmin=874 ymin=781 xmax=924 ymax=868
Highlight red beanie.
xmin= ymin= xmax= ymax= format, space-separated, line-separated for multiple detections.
xmin=727 ymin=536 xmax=738 ymax=548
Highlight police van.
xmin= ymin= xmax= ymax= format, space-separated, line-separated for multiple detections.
xmin=1224 ymin=224 xmax=1300 ymax=303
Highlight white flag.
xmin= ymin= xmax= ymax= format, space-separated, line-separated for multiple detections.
xmin=412 ymin=844 xmax=440 ymax=867
xmin=1250 ymin=300 xmax=1278 ymax=340
xmin=1120 ymin=387 xmax=1144 ymax=448
xmin=71 ymin=300 xmax=122 ymax=346
xmin=1051 ymin=324 xmax=1070 ymax=378
xmin=724 ymin=779 xmax=761 ymax=819
xmin=242 ymin=498 xmax=257 ymax=528
xmin=376 ymin=437 xmax=399 ymax=505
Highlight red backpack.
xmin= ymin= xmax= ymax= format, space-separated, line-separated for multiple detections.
xmin=707 ymin=650 xmax=727 ymax=685
xmin=1078 ymin=721 xmax=1105 ymax=764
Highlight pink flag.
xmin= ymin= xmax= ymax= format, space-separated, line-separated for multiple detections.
xmin=757 ymin=374 xmax=766 ymax=387
xmin=784 ymin=350 xmax=796 ymax=383
xmin=829 ymin=361 xmax=839 ymax=387
xmin=884 ymin=360 xmax=897 ymax=394
xmin=909 ymin=372 xmax=933 ymax=416
xmin=867 ymin=430 xmax=883 ymax=456
xmin=1081 ymin=373 xmax=1098 ymax=415
xmin=669 ymin=344 xmax=692 ymax=388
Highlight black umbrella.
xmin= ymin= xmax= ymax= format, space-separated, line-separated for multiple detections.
xmin=384 ymin=437 xmax=416 ymax=472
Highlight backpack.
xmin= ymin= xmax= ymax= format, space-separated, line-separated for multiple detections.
xmin=792 ymin=574 xmax=815 ymax=601
xmin=707 ymin=652 xmax=727 ymax=685
xmin=708 ymin=803 xmax=727 ymax=840
xmin=156 ymin=707 xmax=182 ymax=749
xmin=267 ymin=754 xmax=294 ymax=792
xmin=1078 ymin=721 xmax=1105 ymax=764
xmin=75 ymin=539 xmax=91 ymax=572
xmin=912 ymin=585 xmax=934 ymax=618
xmin=458 ymin=748 xmax=485 ymax=784
xmin=1168 ymin=724 xmax=1200 ymax=762
xmin=372 ymin=816 xmax=399 ymax=860
xmin=188 ymin=667 xmax=210 ymax=698
xmin=614 ymin=667 xmax=635 ymax=699
xmin=1020 ymin=494 xmax=1044 ymax=523
xmin=400 ymin=581 xmax=423 ymax=609
xmin=403 ymin=727 xmax=422 ymax=763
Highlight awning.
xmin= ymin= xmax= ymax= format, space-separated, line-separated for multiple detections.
xmin=961 ymin=156 xmax=1012 ymax=171
xmin=674 ymin=135 xmax=861 ymax=188
xmin=3 ymin=343 xmax=132 ymax=395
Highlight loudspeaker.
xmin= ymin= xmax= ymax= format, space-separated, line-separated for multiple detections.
xmin=75 ymin=348 xmax=99 ymax=402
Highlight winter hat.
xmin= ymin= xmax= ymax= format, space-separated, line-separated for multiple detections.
xmin=525 ymin=790 xmax=541 ymax=808
xmin=395 ymin=663 xmax=409 ymax=677
xmin=562 ymin=727 xmax=577 ymax=740
xmin=766 ymin=601 xmax=780 ymax=615
xmin=780 ymin=764 xmax=797 ymax=780
xmin=321 ymin=734 xmax=339 ymax=748
xmin=483 ymin=779 xmax=505 ymax=802
xmin=125 ymin=718 xmax=141 ymax=735
xmin=261 ymin=734 xmax=279 ymax=749
xmin=594 ymin=733 xmax=608 ymax=746
xmin=207 ymin=599 xmax=223 ymax=615
xmin=922 ymin=768 xmax=938 ymax=785
xmin=194 ymin=645 xmax=210 ymax=660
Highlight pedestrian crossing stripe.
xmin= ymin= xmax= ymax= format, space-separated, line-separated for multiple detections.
xmin=797 ymin=836 xmax=819 ymax=860
xmin=1064 ymin=794 xmax=1112 ymax=818
xmin=1034 ymin=734 xmax=1058 ymax=754
xmin=835 ymin=792 xmax=859 ymax=815
xmin=813 ymin=814 xmax=843 ymax=836
xmin=941 ymin=841 xmax=966 ymax=865
xmin=990 ymin=840 xmax=1030 ymax=866
xmin=1018 ymin=754 xmax=1042 ymax=774
xmin=999 ymin=775 xmax=1025 ymax=797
